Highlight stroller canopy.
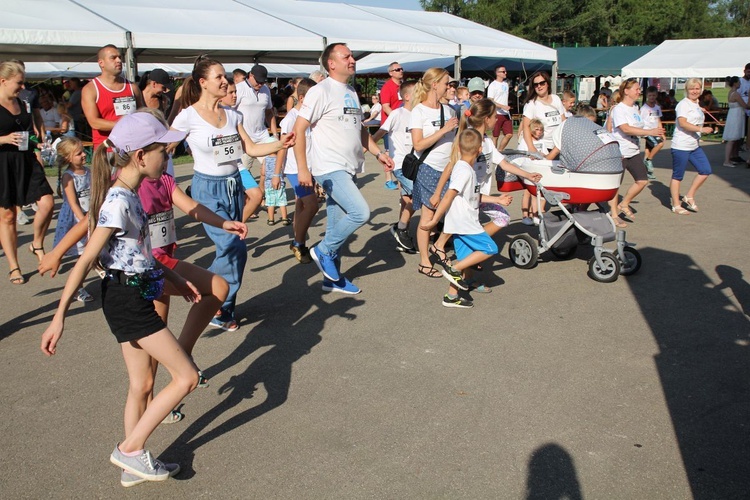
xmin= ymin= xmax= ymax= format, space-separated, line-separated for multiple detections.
xmin=559 ymin=117 xmax=623 ymax=174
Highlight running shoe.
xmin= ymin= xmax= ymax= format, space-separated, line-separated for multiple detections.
xmin=289 ymin=243 xmax=312 ymax=264
xmin=384 ymin=180 xmax=399 ymax=190
xmin=311 ymin=245 xmax=340 ymax=282
xmin=110 ymin=446 xmax=170 ymax=482
xmin=16 ymin=211 xmax=30 ymax=225
xmin=322 ymin=277 xmax=361 ymax=295
xmin=390 ymin=224 xmax=416 ymax=253
xmin=121 ymin=462 xmax=180 ymax=487
xmin=441 ymin=266 xmax=469 ymax=291
xmin=442 ymin=294 xmax=473 ymax=309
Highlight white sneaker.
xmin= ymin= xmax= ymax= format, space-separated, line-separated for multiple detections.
xmin=75 ymin=288 xmax=94 ymax=302
xmin=16 ymin=211 xmax=30 ymax=225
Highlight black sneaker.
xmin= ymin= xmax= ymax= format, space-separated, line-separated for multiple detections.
xmin=442 ymin=294 xmax=473 ymax=309
xmin=441 ymin=266 xmax=469 ymax=290
xmin=390 ymin=224 xmax=416 ymax=253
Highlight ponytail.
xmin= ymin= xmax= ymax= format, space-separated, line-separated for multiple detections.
xmin=88 ymin=144 xmax=113 ymax=236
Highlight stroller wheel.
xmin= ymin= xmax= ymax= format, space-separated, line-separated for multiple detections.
xmin=588 ymin=251 xmax=620 ymax=283
xmin=509 ymin=234 xmax=538 ymax=269
xmin=549 ymin=244 xmax=578 ymax=261
xmin=619 ymin=246 xmax=642 ymax=276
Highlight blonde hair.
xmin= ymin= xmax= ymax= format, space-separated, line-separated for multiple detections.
xmin=529 ymin=118 xmax=544 ymax=133
xmin=0 ymin=60 xmax=24 ymax=81
xmin=458 ymin=128 xmax=483 ymax=156
xmin=685 ymin=78 xmax=702 ymax=91
xmin=562 ymin=90 xmax=576 ymax=101
xmin=411 ymin=67 xmax=449 ymax=107
xmin=56 ymin=137 xmax=84 ymax=193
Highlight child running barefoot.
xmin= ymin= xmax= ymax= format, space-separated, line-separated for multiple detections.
xmin=420 ymin=129 xmax=504 ymax=309
xmin=52 ymin=137 xmax=93 ymax=302
xmin=40 ymin=113 xmax=199 ymax=484
xmin=275 ymin=78 xmax=320 ymax=264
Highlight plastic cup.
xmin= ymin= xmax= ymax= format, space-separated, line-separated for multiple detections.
xmin=17 ymin=131 xmax=29 ymax=151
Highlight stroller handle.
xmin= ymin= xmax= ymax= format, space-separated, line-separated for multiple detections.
xmin=502 ymin=149 xmax=546 ymax=161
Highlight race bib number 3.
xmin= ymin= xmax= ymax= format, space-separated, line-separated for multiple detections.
xmin=149 ymin=209 xmax=176 ymax=248
xmin=341 ymin=107 xmax=361 ymax=130
xmin=113 ymin=97 xmax=136 ymax=116
xmin=212 ymin=134 xmax=242 ymax=164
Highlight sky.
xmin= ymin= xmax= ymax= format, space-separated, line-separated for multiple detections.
xmin=303 ymin=0 xmax=424 ymax=11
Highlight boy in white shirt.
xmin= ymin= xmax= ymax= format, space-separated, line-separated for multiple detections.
xmin=372 ymin=80 xmax=416 ymax=253
xmin=640 ymin=86 xmax=665 ymax=180
xmin=420 ymin=129 xmax=504 ymax=309
xmin=275 ymin=78 xmax=320 ymax=264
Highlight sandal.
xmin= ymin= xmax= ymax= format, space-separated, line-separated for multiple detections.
xmin=671 ymin=206 xmax=690 ymax=215
xmin=429 ymin=245 xmax=451 ymax=267
xmin=467 ymin=280 xmax=492 ymax=293
xmin=280 ymin=217 xmax=292 ymax=226
xmin=161 ymin=410 xmax=183 ymax=425
xmin=267 ymin=219 xmax=276 ymax=226
xmin=683 ymin=197 xmax=698 ymax=212
xmin=617 ymin=204 xmax=635 ymax=220
xmin=418 ymin=264 xmax=441 ymax=278
xmin=8 ymin=267 xmax=25 ymax=285
xmin=29 ymin=244 xmax=45 ymax=262
xmin=613 ymin=216 xmax=628 ymax=228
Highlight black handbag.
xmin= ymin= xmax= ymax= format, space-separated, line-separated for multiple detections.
xmin=402 ymin=105 xmax=445 ymax=181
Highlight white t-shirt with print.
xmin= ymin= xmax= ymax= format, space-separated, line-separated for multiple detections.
xmin=235 ymin=81 xmax=273 ymax=143
xmin=640 ymin=103 xmax=663 ymax=128
xmin=739 ymin=77 xmax=750 ymax=116
xmin=611 ymin=102 xmax=644 ymax=158
xmin=409 ymin=103 xmax=456 ymax=172
xmin=519 ymin=95 xmax=566 ymax=151
xmin=299 ymin=78 xmax=364 ymax=176
xmin=474 ymin=137 xmax=505 ymax=195
xmin=279 ymin=107 xmax=311 ymax=175
xmin=444 ymin=160 xmax=483 ymax=235
xmin=379 ymin=107 xmax=412 ymax=170
xmin=97 ymin=187 xmax=155 ymax=274
xmin=172 ymin=106 xmax=244 ymax=177
xmin=672 ymin=98 xmax=705 ymax=151
xmin=487 ymin=80 xmax=510 ymax=116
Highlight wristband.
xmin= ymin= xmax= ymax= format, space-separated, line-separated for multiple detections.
xmin=272 ymin=174 xmax=281 ymax=177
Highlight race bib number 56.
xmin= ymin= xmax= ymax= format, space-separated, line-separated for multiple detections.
xmin=212 ymin=134 xmax=242 ymax=164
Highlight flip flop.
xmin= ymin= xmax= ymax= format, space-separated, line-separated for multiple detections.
xmin=418 ymin=264 xmax=441 ymax=278
xmin=161 ymin=410 xmax=183 ymax=425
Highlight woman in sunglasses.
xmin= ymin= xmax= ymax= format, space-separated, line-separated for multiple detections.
xmin=518 ymin=71 xmax=566 ymax=225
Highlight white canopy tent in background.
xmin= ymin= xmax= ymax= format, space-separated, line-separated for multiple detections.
xmin=621 ymin=37 xmax=750 ymax=78
xmin=1 ymin=0 xmax=556 ymax=81
xmin=20 ymin=62 xmax=320 ymax=80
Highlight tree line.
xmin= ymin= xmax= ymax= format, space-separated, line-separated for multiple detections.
xmin=420 ymin=0 xmax=750 ymax=47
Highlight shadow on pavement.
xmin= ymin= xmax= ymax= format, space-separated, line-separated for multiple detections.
xmin=525 ymin=443 xmax=583 ymax=500
xmin=628 ymin=247 xmax=750 ymax=499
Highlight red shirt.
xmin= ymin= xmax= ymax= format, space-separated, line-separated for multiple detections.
xmin=380 ymin=78 xmax=403 ymax=123
xmin=91 ymin=78 xmax=136 ymax=149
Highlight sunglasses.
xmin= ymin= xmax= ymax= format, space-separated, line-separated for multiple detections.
xmin=533 ymin=80 xmax=547 ymax=87
xmin=497 ymin=70 xmax=507 ymax=73
xmin=391 ymin=68 xmax=404 ymax=72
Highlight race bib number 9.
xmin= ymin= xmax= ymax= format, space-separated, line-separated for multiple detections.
xmin=212 ymin=134 xmax=242 ymax=164
xmin=149 ymin=209 xmax=176 ymax=248
xmin=113 ymin=97 xmax=136 ymax=116
xmin=341 ymin=107 xmax=361 ymax=131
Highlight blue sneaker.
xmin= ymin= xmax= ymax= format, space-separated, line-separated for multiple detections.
xmin=322 ymin=277 xmax=361 ymax=294
xmin=311 ymin=245 xmax=340 ymax=281
xmin=384 ymin=180 xmax=398 ymax=190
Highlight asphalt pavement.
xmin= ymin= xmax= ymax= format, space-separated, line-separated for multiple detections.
xmin=1 ymin=140 xmax=748 ymax=499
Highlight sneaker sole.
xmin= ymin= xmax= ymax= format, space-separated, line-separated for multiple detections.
xmin=390 ymin=227 xmax=415 ymax=252
xmin=110 ymin=456 xmax=170 ymax=482
xmin=442 ymin=300 xmax=473 ymax=309
xmin=121 ymin=464 xmax=181 ymax=487
xmin=321 ymin=284 xmax=361 ymax=295
xmin=440 ymin=269 xmax=469 ymax=290
xmin=310 ymin=246 xmax=339 ymax=281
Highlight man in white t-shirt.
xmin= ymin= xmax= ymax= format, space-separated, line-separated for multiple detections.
xmin=236 ymin=64 xmax=277 ymax=169
xmin=293 ymin=42 xmax=394 ymax=294
xmin=487 ymin=65 xmax=513 ymax=150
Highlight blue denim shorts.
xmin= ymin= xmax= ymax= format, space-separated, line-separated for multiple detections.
xmin=391 ymin=168 xmax=413 ymax=196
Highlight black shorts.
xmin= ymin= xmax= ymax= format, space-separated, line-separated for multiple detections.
xmin=101 ymin=277 xmax=166 ymax=343
xmin=623 ymin=153 xmax=648 ymax=182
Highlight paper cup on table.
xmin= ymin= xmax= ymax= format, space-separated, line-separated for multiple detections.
xmin=17 ymin=131 xmax=29 ymax=151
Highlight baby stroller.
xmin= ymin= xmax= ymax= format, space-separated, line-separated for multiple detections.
xmin=501 ymin=117 xmax=642 ymax=282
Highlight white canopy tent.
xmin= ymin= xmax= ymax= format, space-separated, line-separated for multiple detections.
xmin=2 ymin=0 xmax=556 ymax=81
xmin=621 ymin=37 xmax=750 ymax=78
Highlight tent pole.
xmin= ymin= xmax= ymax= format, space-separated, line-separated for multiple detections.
xmin=551 ymin=61 xmax=558 ymax=94
xmin=454 ymin=44 xmax=461 ymax=81
xmin=124 ymin=31 xmax=137 ymax=82
xmin=320 ymin=37 xmax=328 ymax=74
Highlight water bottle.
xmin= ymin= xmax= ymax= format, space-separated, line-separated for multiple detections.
xmin=42 ymin=131 xmax=54 ymax=165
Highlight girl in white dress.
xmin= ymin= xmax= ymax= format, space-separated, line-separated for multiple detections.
xmin=722 ymin=76 xmax=750 ymax=167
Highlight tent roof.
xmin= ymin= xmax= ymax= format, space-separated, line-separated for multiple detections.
xmin=621 ymin=37 xmax=750 ymax=78
xmin=356 ymin=53 xmax=550 ymax=76
xmin=557 ymin=46 xmax=656 ymax=77
xmin=355 ymin=6 xmax=556 ymax=62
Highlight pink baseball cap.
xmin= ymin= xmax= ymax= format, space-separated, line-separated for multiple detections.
xmin=109 ymin=113 xmax=186 ymax=153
